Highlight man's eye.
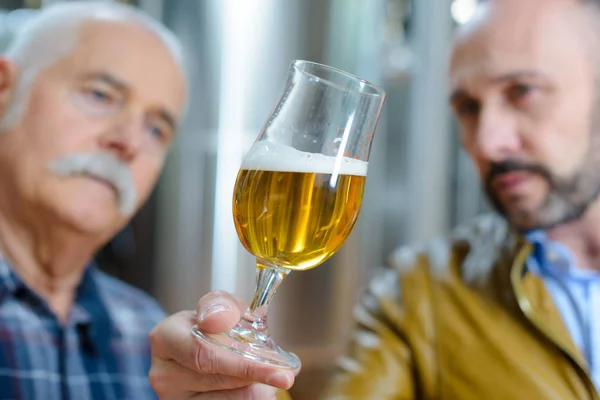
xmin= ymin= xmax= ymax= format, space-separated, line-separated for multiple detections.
xmin=80 ymin=83 xmax=122 ymax=107
xmin=456 ymin=100 xmax=480 ymax=117
xmin=148 ymin=125 xmax=164 ymax=139
xmin=146 ymin=120 xmax=172 ymax=144
xmin=86 ymin=89 xmax=114 ymax=103
xmin=507 ymin=84 xmax=534 ymax=102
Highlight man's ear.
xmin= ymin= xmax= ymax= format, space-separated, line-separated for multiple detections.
xmin=0 ymin=57 xmax=18 ymax=116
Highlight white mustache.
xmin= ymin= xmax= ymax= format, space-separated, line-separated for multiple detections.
xmin=48 ymin=152 xmax=137 ymax=216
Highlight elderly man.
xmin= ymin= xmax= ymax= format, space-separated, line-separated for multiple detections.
xmin=0 ymin=1 xmax=186 ymax=399
xmin=150 ymin=0 xmax=600 ymax=399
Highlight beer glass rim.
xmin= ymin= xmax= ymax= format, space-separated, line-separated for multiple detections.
xmin=292 ymin=60 xmax=385 ymax=98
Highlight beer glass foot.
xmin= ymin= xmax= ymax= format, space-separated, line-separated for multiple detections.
xmin=191 ymin=324 xmax=301 ymax=370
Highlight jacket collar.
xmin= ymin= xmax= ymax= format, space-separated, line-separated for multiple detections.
xmin=506 ymin=229 xmax=598 ymax=395
xmin=456 ymin=215 xmax=588 ymax=372
xmin=509 ymin=243 xmax=587 ymax=366
xmin=458 ymin=213 xmax=520 ymax=285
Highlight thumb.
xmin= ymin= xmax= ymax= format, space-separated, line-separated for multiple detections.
xmin=196 ymin=291 xmax=243 ymax=333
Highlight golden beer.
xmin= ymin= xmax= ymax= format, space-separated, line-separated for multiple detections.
xmin=233 ymin=169 xmax=366 ymax=271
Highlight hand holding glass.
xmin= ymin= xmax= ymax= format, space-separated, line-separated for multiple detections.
xmin=192 ymin=60 xmax=386 ymax=369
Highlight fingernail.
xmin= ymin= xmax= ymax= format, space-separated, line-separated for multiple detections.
xmin=267 ymin=371 xmax=292 ymax=389
xmin=199 ymin=304 xmax=231 ymax=321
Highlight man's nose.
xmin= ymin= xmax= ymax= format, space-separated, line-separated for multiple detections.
xmin=472 ymin=105 xmax=522 ymax=163
xmin=98 ymin=114 xmax=144 ymax=163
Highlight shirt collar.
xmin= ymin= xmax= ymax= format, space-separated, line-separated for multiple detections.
xmin=0 ymin=252 xmax=26 ymax=300
xmin=525 ymin=230 xmax=599 ymax=280
xmin=0 ymin=251 xmax=119 ymax=353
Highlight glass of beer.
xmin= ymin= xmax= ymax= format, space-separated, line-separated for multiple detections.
xmin=191 ymin=60 xmax=385 ymax=369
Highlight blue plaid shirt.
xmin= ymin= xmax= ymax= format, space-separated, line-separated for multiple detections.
xmin=0 ymin=254 xmax=166 ymax=400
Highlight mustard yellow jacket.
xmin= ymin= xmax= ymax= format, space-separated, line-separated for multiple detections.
xmin=306 ymin=214 xmax=599 ymax=399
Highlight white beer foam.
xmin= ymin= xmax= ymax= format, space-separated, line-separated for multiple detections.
xmin=241 ymin=141 xmax=368 ymax=176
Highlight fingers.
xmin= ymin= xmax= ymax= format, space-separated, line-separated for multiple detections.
xmin=149 ymin=308 xmax=298 ymax=390
xmin=149 ymin=357 xmax=251 ymax=396
xmin=194 ymin=334 xmax=296 ymax=389
xmin=150 ymin=358 xmax=280 ymax=400
xmin=190 ymin=384 xmax=279 ymax=400
xmin=196 ymin=291 xmax=243 ymax=333
xmin=150 ymin=310 xmax=200 ymax=364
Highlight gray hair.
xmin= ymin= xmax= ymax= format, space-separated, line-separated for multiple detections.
xmin=1 ymin=0 xmax=186 ymax=130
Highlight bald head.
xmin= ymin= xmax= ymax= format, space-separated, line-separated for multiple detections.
xmin=466 ymin=0 xmax=600 ymax=47
xmin=451 ymin=0 xmax=598 ymax=86
xmin=2 ymin=0 xmax=186 ymax=129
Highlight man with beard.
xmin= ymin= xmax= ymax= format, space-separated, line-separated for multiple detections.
xmin=0 ymin=1 xmax=186 ymax=399
xmin=148 ymin=0 xmax=600 ymax=398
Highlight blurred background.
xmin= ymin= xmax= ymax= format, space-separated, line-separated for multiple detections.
xmin=0 ymin=0 xmax=489 ymax=398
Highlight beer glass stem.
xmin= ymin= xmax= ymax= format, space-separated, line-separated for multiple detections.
xmin=190 ymin=260 xmax=298 ymax=368
xmin=240 ymin=261 xmax=290 ymax=334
